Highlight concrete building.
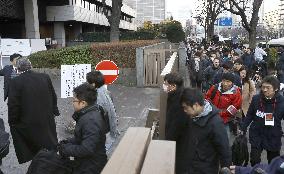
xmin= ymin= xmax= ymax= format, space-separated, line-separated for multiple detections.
xmin=280 ymin=0 xmax=284 ymax=37
xmin=124 ymin=0 xmax=166 ymax=26
xmin=185 ymin=19 xmax=197 ymax=41
xmin=0 ymin=0 xmax=137 ymax=47
xmin=264 ymin=9 xmax=280 ymax=30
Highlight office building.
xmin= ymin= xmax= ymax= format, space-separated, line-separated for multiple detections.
xmin=0 ymin=0 xmax=137 ymax=47
xmin=124 ymin=0 xmax=166 ymax=26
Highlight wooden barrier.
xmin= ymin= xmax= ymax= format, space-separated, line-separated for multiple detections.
xmin=101 ymin=127 xmax=151 ymax=174
xmin=140 ymin=140 xmax=176 ymax=174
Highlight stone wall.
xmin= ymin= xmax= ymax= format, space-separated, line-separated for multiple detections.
xmin=33 ymin=67 xmax=137 ymax=86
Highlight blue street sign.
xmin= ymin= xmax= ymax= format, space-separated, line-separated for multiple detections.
xmin=218 ymin=17 xmax=232 ymax=26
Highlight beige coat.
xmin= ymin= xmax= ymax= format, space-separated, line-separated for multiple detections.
xmin=242 ymin=80 xmax=256 ymax=115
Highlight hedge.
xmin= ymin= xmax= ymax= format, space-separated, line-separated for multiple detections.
xmin=79 ymin=31 xmax=156 ymax=42
xmin=28 ymin=40 xmax=160 ymax=69
xmin=267 ymin=47 xmax=278 ymax=70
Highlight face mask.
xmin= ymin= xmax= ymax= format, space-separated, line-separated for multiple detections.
xmin=162 ymin=84 xmax=168 ymax=92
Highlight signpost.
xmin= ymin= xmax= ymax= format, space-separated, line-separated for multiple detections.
xmin=218 ymin=17 xmax=233 ymax=26
xmin=95 ymin=60 xmax=119 ymax=85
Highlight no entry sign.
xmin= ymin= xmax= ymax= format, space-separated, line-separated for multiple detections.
xmin=95 ymin=60 xmax=119 ymax=85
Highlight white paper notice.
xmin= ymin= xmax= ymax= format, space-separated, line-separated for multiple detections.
xmin=61 ymin=64 xmax=91 ymax=98
xmin=74 ymin=64 xmax=91 ymax=87
xmin=61 ymin=65 xmax=75 ymax=98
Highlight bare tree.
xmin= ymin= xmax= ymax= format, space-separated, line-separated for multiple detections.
xmin=206 ymin=0 xmax=224 ymax=41
xmin=102 ymin=0 xmax=123 ymax=42
xmin=195 ymin=0 xmax=224 ymax=41
xmin=222 ymin=0 xmax=264 ymax=48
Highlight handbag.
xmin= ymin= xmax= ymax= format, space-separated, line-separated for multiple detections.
xmin=27 ymin=149 xmax=72 ymax=174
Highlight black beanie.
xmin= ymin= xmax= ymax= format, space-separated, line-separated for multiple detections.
xmin=222 ymin=61 xmax=234 ymax=70
xmin=234 ymin=58 xmax=244 ymax=65
xmin=222 ymin=73 xmax=235 ymax=83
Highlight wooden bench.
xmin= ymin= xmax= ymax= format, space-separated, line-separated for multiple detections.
xmin=140 ymin=140 xmax=176 ymax=174
xmin=101 ymin=127 xmax=151 ymax=174
xmin=101 ymin=127 xmax=176 ymax=174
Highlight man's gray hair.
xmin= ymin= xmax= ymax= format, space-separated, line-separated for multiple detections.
xmin=16 ymin=58 xmax=32 ymax=72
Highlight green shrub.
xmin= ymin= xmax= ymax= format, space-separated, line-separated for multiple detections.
xmin=29 ymin=40 xmax=160 ymax=69
xmin=79 ymin=31 xmax=156 ymax=42
xmin=29 ymin=44 xmax=92 ymax=68
xmin=267 ymin=48 xmax=278 ymax=70
xmin=121 ymin=31 xmax=156 ymax=40
xmin=164 ymin=21 xmax=185 ymax=43
xmin=80 ymin=32 xmax=110 ymax=42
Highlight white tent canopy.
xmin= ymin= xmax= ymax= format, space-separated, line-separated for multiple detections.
xmin=267 ymin=37 xmax=284 ymax=46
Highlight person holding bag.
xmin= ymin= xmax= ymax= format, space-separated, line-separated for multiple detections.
xmin=57 ymin=83 xmax=108 ymax=174
xmin=240 ymin=76 xmax=284 ymax=166
xmin=205 ymin=73 xmax=242 ymax=139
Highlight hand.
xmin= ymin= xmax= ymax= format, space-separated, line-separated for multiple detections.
xmin=59 ymin=139 xmax=69 ymax=145
xmin=220 ymin=167 xmax=232 ymax=174
xmin=237 ymin=129 xmax=246 ymax=136
xmin=230 ymin=166 xmax=236 ymax=174
xmin=53 ymin=108 xmax=60 ymax=116
xmin=56 ymin=143 xmax=67 ymax=158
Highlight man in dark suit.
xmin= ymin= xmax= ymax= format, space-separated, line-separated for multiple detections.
xmin=0 ymin=53 xmax=21 ymax=101
xmin=8 ymin=58 xmax=60 ymax=164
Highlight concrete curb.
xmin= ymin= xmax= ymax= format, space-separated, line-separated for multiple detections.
xmin=32 ymin=68 xmax=137 ymax=86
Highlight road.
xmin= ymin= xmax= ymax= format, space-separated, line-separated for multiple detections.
xmin=1 ymin=74 xmax=284 ymax=173
xmin=0 ymin=76 xmax=160 ymax=174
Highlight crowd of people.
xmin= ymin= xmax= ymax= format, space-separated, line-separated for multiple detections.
xmin=164 ymin=41 xmax=284 ymax=174
xmin=2 ymin=40 xmax=284 ymax=174
xmin=0 ymin=55 xmax=119 ymax=174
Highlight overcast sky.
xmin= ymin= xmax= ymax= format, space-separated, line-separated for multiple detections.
xmin=166 ymin=0 xmax=280 ymax=26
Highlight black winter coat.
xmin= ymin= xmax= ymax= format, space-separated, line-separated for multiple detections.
xmin=241 ymin=93 xmax=284 ymax=151
xmin=165 ymin=88 xmax=188 ymax=140
xmin=165 ymin=88 xmax=189 ymax=173
xmin=178 ymin=104 xmax=231 ymax=174
xmin=188 ymin=57 xmax=208 ymax=82
xmin=202 ymin=66 xmax=221 ymax=91
xmin=61 ymin=104 xmax=108 ymax=174
xmin=8 ymin=71 xmax=59 ymax=164
xmin=0 ymin=65 xmax=17 ymax=101
xmin=241 ymin=53 xmax=255 ymax=69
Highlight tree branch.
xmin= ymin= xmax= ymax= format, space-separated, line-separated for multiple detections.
xmin=101 ymin=0 xmax=111 ymax=23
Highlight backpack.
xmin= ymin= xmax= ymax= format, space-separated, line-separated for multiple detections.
xmin=27 ymin=149 xmax=72 ymax=174
xmin=0 ymin=118 xmax=9 ymax=159
xmin=232 ymin=134 xmax=249 ymax=166
xmin=96 ymin=104 xmax=110 ymax=134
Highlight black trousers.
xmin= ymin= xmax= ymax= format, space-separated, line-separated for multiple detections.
xmin=190 ymin=79 xmax=202 ymax=89
xmin=250 ymin=147 xmax=280 ymax=166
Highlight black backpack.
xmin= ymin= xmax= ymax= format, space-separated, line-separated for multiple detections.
xmin=27 ymin=149 xmax=72 ymax=174
xmin=232 ymin=134 xmax=249 ymax=166
xmin=0 ymin=118 xmax=9 ymax=159
xmin=96 ymin=104 xmax=110 ymax=134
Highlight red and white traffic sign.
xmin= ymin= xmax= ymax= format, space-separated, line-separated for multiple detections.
xmin=95 ymin=60 xmax=119 ymax=85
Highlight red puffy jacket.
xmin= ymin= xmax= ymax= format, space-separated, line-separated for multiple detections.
xmin=205 ymin=83 xmax=242 ymax=123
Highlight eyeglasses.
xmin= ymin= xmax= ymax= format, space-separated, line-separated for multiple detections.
xmin=261 ymin=86 xmax=273 ymax=90
xmin=72 ymin=100 xmax=81 ymax=103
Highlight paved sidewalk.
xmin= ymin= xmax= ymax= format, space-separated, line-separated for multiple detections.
xmin=0 ymin=77 xmax=159 ymax=174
